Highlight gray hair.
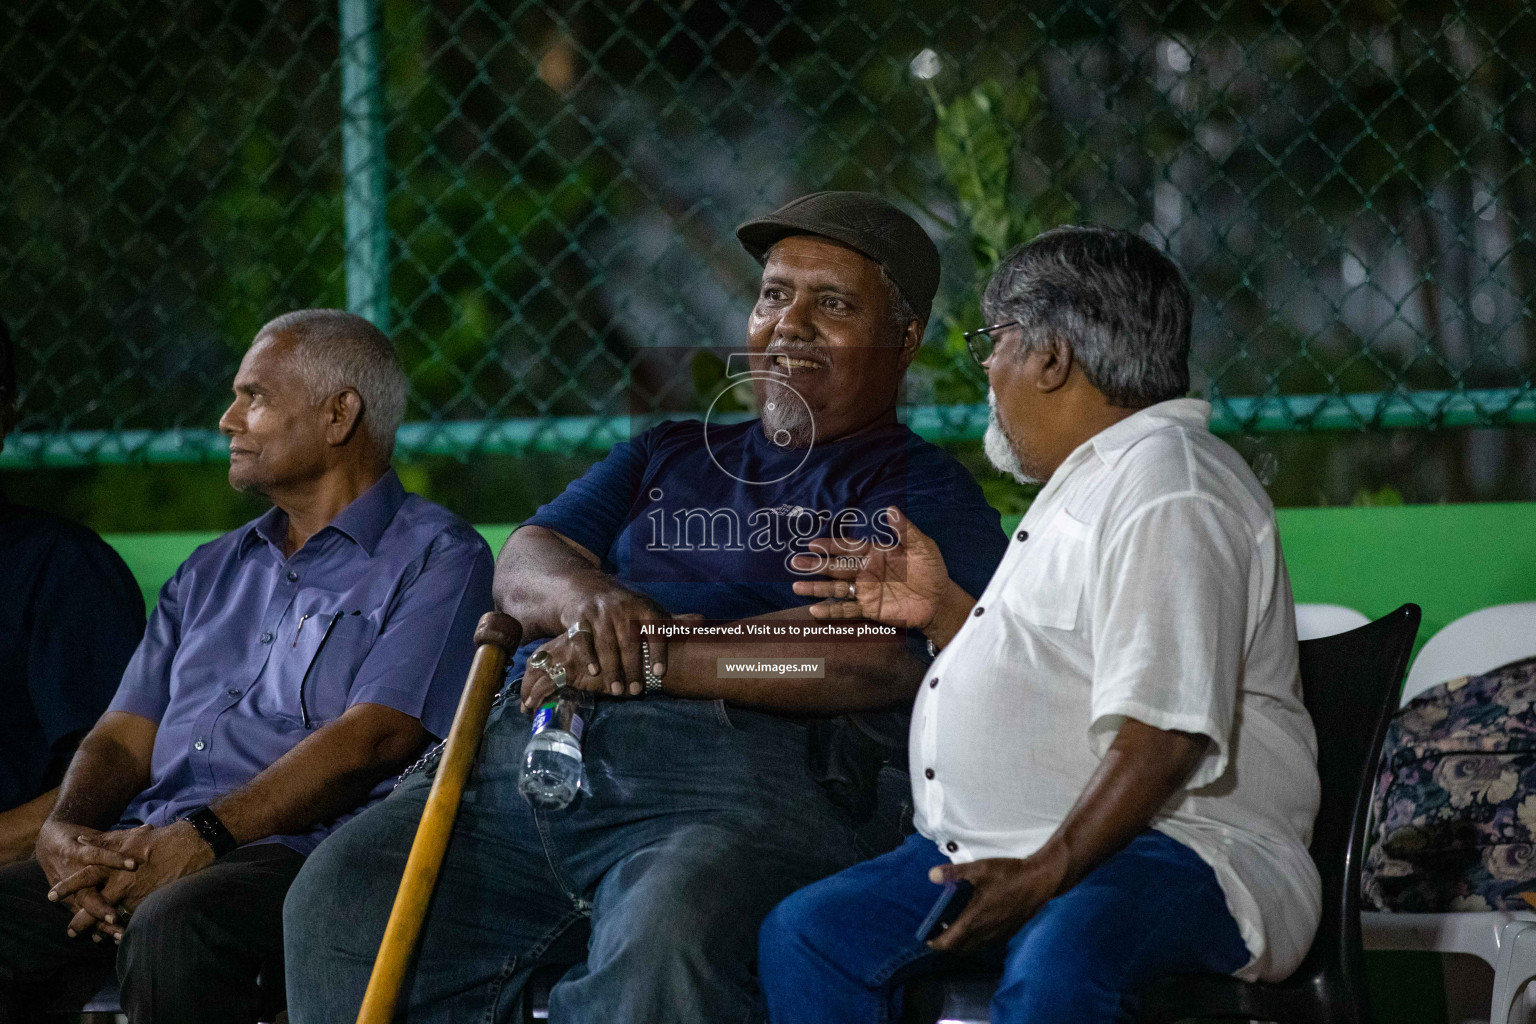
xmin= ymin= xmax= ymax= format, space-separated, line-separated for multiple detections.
xmin=258 ymin=309 xmax=408 ymax=460
xmin=878 ymin=263 xmax=921 ymax=341
xmin=982 ymin=226 xmax=1192 ymax=407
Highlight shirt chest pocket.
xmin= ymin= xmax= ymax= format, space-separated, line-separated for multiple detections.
xmin=258 ymin=611 xmax=378 ymax=728
xmin=996 ymin=514 xmax=1091 ymax=630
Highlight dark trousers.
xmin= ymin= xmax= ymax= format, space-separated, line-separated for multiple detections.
xmin=286 ymin=696 xmax=866 ymax=1024
xmin=759 ymin=830 xmax=1251 ymax=1024
xmin=0 ymin=843 xmax=304 ymax=1024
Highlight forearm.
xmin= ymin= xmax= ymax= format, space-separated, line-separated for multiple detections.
xmin=494 ymin=526 xmax=606 ymax=637
xmin=664 ymin=609 xmax=924 ymax=713
xmin=1038 ymin=719 xmax=1208 ymax=893
xmin=0 ymin=788 xmax=58 ymax=863
xmin=48 ymin=714 xmax=155 ymax=830
xmin=209 ymin=706 xmax=425 ymax=845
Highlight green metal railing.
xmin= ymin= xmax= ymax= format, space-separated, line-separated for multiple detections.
xmin=6 ymin=388 xmax=1533 ymax=469
xmin=2 ymin=0 xmax=1532 ymax=470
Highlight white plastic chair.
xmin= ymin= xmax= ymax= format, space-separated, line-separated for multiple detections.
xmin=1361 ymin=601 xmax=1536 ymax=1024
xmin=1296 ymin=603 xmax=1370 ymax=641
xmin=1402 ymin=602 xmax=1536 ymax=705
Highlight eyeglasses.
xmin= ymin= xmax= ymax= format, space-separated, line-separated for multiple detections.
xmin=962 ymin=320 xmax=1021 ymax=366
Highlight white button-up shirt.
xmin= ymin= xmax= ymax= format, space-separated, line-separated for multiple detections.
xmin=910 ymin=398 xmax=1321 ymax=982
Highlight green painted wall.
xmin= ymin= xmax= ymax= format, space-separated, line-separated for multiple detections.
xmin=1273 ymin=502 xmax=1536 ymax=651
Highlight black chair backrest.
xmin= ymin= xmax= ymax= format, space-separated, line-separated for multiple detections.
xmin=1291 ymin=603 xmax=1421 ymax=1004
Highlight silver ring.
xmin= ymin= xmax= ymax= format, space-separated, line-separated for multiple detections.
xmin=566 ymin=621 xmax=593 ymax=640
xmin=528 ymin=650 xmax=551 ymax=671
xmin=847 ymin=581 xmax=857 ymax=600
xmin=547 ymin=663 xmax=568 ymax=687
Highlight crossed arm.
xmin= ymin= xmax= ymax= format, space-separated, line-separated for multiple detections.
xmin=496 ymin=524 xmax=926 ymax=714
xmin=38 ymin=703 xmax=427 ymax=941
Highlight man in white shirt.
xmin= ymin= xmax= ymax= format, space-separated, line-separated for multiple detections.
xmin=757 ymin=226 xmax=1321 ymax=1023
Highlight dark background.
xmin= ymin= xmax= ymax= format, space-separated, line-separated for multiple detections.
xmin=2 ymin=0 xmax=1534 ymax=532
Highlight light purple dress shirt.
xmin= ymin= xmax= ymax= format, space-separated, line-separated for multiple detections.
xmin=107 ymin=469 xmax=493 ymax=854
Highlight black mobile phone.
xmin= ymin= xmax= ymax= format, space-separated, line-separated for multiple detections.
xmin=915 ymin=879 xmax=974 ymax=943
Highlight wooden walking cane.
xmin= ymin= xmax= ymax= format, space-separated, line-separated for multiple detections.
xmin=355 ymin=610 xmax=523 ymax=1024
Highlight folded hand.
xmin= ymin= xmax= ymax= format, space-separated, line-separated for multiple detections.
xmin=36 ymin=819 xmax=141 ymax=941
xmin=47 ymin=822 xmax=213 ymax=943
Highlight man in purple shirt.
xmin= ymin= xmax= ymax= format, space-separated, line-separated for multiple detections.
xmin=0 ymin=310 xmax=493 ymax=1024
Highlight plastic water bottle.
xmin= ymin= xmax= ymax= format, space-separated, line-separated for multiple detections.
xmin=518 ymin=691 xmax=586 ymax=809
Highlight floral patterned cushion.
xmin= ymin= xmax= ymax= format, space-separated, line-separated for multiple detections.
xmin=1363 ymin=655 xmax=1536 ymax=912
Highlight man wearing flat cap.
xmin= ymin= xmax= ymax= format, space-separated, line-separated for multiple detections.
xmin=285 ymin=192 xmax=1008 ymax=1022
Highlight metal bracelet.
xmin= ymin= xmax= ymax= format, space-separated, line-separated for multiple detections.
xmin=639 ymin=639 xmax=664 ymax=695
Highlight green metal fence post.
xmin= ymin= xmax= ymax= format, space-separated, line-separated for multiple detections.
xmin=339 ymin=0 xmax=389 ymax=332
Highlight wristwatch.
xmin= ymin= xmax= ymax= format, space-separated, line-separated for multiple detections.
xmin=182 ymin=805 xmax=238 ymax=858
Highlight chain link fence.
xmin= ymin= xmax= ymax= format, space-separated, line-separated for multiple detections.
xmin=3 ymin=0 xmax=1534 ymax=469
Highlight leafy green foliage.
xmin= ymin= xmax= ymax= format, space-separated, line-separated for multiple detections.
xmin=917 ymin=74 xmax=1073 ymax=410
xmin=930 ymin=78 xmax=1044 ymax=274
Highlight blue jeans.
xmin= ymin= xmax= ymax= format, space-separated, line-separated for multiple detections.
xmin=758 ymin=830 xmax=1251 ymax=1024
xmin=283 ymin=694 xmax=863 ymax=1024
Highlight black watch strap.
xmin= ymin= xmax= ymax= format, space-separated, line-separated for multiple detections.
xmin=182 ymin=805 xmax=238 ymax=858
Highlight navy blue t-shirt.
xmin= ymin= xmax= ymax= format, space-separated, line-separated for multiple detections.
xmin=0 ymin=494 xmax=146 ymax=812
xmin=516 ymin=417 xmax=1006 ymax=681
